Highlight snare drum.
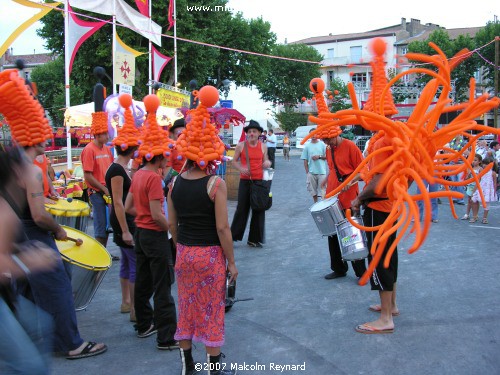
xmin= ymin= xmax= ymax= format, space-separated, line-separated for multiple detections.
xmin=310 ymin=196 xmax=345 ymax=236
xmin=45 ymin=199 xmax=90 ymax=232
xmin=55 ymin=226 xmax=111 ymax=311
xmin=336 ymin=217 xmax=369 ymax=261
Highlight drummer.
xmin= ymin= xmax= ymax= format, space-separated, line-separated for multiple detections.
xmin=0 ymin=69 xmax=107 ymax=358
xmin=34 ymin=153 xmax=59 ymax=201
xmin=318 ymin=128 xmax=366 ymax=280
xmin=80 ymin=80 xmax=113 ymax=249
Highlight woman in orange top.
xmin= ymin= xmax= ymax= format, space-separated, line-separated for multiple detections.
xmin=230 ymin=120 xmax=271 ymax=247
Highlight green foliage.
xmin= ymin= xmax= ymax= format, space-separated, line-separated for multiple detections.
xmin=328 ymin=77 xmax=351 ymax=112
xmin=407 ymin=29 xmax=479 ymax=102
xmin=474 ymin=21 xmax=500 ymax=93
xmin=30 ymin=57 xmax=85 ymax=127
xmin=273 ymin=105 xmax=307 ymax=134
xmin=257 ymin=43 xmax=322 ymax=105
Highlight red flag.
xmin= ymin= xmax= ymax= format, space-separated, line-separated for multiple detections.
xmin=167 ymin=0 xmax=175 ymax=30
xmin=134 ymin=0 xmax=149 ymax=17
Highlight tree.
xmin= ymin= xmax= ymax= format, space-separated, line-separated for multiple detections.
xmin=328 ymin=77 xmax=351 ymax=113
xmin=474 ymin=21 xmax=500 ymax=94
xmin=30 ymin=56 xmax=84 ymax=126
xmin=257 ymin=43 xmax=323 ymax=105
xmin=273 ymin=105 xmax=307 ymax=134
xmin=407 ymin=29 xmax=479 ymax=102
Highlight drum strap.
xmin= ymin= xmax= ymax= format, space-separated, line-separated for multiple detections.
xmin=243 ymin=141 xmax=252 ymax=180
xmin=330 ymin=147 xmax=345 ymax=182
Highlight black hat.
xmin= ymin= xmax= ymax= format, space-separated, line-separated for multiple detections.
xmin=169 ymin=118 xmax=185 ymax=133
xmin=243 ymin=120 xmax=264 ymax=133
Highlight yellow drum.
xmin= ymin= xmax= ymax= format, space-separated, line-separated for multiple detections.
xmin=55 ymin=226 xmax=111 ymax=311
xmin=45 ymin=199 xmax=90 ymax=232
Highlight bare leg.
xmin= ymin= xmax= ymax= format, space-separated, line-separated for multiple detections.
xmin=120 ymin=278 xmax=130 ymax=307
xmin=313 ymin=195 xmax=318 ymax=203
xmin=471 ymin=202 xmax=479 ymax=220
xmin=359 ymin=291 xmax=395 ymax=331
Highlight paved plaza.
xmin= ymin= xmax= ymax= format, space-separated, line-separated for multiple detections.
xmin=52 ymin=150 xmax=500 ymax=375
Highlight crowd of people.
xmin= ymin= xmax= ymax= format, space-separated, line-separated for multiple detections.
xmin=1 ymin=38 xmax=499 ymax=373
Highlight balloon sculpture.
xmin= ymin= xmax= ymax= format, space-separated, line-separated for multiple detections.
xmin=175 ymin=85 xmax=227 ymax=170
xmin=302 ymin=38 xmax=500 ymax=285
xmin=0 ymin=69 xmax=52 ymax=147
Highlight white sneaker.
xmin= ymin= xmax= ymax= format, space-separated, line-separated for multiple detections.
xmin=460 ymin=214 xmax=469 ymax=220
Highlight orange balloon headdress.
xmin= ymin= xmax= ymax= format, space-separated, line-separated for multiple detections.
xmin=137 ymin=94 xmax=173 ymax=161
xmin=112 ymin=94 xmax=141 ymax=150
xmin=301 ymin=78 xmax=342 ymax=143
xmin=0 ymin=69 xmax=52 ymax=147
xmin=175 ymin=85 xmax=226 ymax=169
xmin=362 ymin=38 xmax=398 ymax=116
xmin=90 ymin=112 xmax=108 ymax=136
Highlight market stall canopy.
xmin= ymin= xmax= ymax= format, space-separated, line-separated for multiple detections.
xmin=64 ymin=101 xmax=184 ymax=128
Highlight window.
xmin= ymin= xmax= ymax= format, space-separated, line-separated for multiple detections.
xmin=327 ymin=48 xmax=334 ymax=59
xmin=350 ymin=46 xmax=362 ymax=64
xmin=327 ymin=71 xmax=335 ymax=87
xmin=351 ymin=73 xmax=367 ymax=88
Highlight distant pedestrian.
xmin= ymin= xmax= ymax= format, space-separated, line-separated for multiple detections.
xmin=283 ymin=133 xmax=290 ymax=161
xmin=470 ymin=157 xmax=497 ymax=224
xmin=461 ymin=154 xmax=482 ymax=220
xmin=266 ymin=129 xmax=277 ymax=168
xmin=300 ymin=129 xmax=327 ymax=203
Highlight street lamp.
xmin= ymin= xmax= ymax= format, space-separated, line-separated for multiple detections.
xmin=222 ymin=79 xmax=231 ymax=99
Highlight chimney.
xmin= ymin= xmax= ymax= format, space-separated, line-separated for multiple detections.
xmin=401 ymin=18 xmax=406 ymax=29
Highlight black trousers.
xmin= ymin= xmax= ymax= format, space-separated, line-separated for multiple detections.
xmin=327 ymin=235 xmax=366 ymax=277
xmin=134 ymin=228 xmax=177 ymax=344
xmin=231 ymin=179 xmax=265 ymax=244
xmin=267 ymin=147 xmax=276 ymax=169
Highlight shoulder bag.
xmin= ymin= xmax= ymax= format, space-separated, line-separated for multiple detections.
xmin=244 ymin=142 xmax=272 ymax=211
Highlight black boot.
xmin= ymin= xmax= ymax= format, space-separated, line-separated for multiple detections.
xmin=208 ymin=353 xmax=236 ymax=375
xmin=180 ymin=348 xmax=199 ymax=375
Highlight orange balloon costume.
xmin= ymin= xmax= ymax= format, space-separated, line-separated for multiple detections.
xmin=303 ymin=38 xmax=500 ymax=285
xmin=0 ymin=69 xmax=52 ymax=147
xmin=112 ymin=94 xmax=141 ymax=151
xmin=137 ymin=94 xmax=173 ymax=161
xmin=175 ymin=86 xmax=226 ymax=170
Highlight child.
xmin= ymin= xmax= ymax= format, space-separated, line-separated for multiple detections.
xmin=470 ymin=157 xmax=497 ymax=224
xmin=461 ymin=154 xmax=482 ymax=220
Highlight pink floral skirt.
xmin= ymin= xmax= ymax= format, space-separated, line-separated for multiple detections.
xmin=174 ymin=243 xmax=226 ymax=347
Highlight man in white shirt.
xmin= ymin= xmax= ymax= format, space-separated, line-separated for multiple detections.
xmin=266 ymin=129 xmax=277 ymax=168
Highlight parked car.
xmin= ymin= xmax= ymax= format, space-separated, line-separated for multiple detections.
xmin=294 ymin=125 xmax=317 ymax=149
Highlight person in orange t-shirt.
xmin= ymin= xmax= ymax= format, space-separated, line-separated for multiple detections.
xmin=322 ymin=135 xmax=366 ymax=280
xmin=80 ymin=132 xmax=113 ymax=247
xmin=351 ymin=133 xmax=398 ymax=333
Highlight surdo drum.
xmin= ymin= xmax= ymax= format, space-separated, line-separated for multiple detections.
xmin=55 ymin=226 xmax=111 ymax=311
xmin=45 ymin=199 xmax=90 ymax=232
xmin=310 ymin=196 xmax=345 ymax=236
xmin=335 ymin=217 xmax=369 ymax=261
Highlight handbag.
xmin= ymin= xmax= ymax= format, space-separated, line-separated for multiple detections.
xmin=244 ymin=142 xmax=272 ymax=211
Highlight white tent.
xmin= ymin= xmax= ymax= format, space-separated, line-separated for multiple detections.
xmin=64 ymin=101 xmax=183 ymax=128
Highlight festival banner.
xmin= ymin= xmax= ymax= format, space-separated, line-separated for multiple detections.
xmin=64 ymin=0 xmax=162 ymax=46
xmin=67 ymin=3 xmax=106 ymax=75
xmin=167 ymin=0 xmax=175 ymax=30
xmin=114 ymin=51 xmax=135 ymax=86
xmin=0 ymin=0 xmax=60 ymax=57
xmin=157 ymin=88 xmax=189 ymax=108
xmin=152 ymin=46 xmax=172 ymax=81
xmin=134 ymin=0 xmax=149 ymax=17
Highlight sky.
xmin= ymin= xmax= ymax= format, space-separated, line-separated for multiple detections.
xmin=1 ymin=0 xmax=498 ymax=120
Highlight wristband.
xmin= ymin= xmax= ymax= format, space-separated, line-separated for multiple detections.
xmin=12 ymin=254 xmax=31 ymax=275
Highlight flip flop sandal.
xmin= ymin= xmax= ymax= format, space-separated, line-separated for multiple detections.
xmin=355 ymin=324 xmax=394 ymax=334
xmin=66 ymin=342 xmax=108 ymax=360
xmin=482 ymin=218 xmax=488 ymax=224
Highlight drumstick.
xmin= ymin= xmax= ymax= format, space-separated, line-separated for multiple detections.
xmin=48 ymin=196 xmax=74 ymax=203
xmin=66 ymin=237 xmax=83 ymax=246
